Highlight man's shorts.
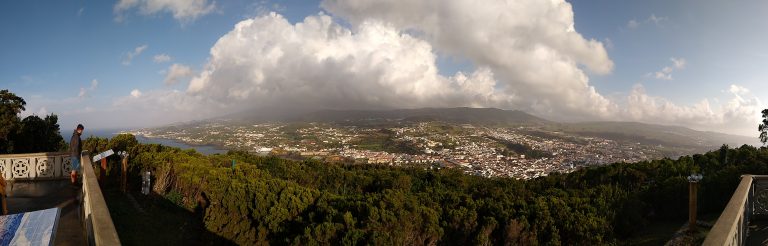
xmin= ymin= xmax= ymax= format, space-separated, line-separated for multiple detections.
xmin=71 ymin=157 xmax=81 ymax=172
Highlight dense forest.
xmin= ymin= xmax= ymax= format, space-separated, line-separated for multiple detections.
xmin=83 ymin=133 xmax=768 ymax=245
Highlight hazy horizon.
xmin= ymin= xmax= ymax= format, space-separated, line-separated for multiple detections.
xmin=2 ymin=0 xmax=766 ymax=136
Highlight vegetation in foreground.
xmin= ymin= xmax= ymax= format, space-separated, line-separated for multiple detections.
xmin=86 ymin=132 xmax=768 ymax=245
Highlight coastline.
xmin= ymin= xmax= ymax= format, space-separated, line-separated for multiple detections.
xmin=103 ymin=130 xmax=229 ymax=155
xmin=136 ymin=136 xmax=228 ymax=155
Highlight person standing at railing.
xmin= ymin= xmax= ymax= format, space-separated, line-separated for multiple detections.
xmin=69 ymin=124 xmax=84 ymax=184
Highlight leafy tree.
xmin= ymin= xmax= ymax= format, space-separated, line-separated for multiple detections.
xmin=0 ymin=90 xmax=26 ymax=153
xmin=0 ymin=90 xmax=65 ymax=153
xmin=720 ymin=144 xmax=729 ymax=165
xmin=83 ymin=136 xmax=110 ymax=155
xmin=13 ymin=114 xmax=66 ymax=153
xmin=760 ymin=109 xmax=768 ymax=145
xmin=108 ymin=133 xmax=139 ymax=153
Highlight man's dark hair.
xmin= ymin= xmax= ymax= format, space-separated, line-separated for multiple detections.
xmin=76 ymin=124 xmax=84 ymax=130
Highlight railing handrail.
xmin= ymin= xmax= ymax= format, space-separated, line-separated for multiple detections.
xmin=81 ymin=151 xmax=121 ymax=246
xmin=0 ymin=152 xmax=71 ymax=158
xmin=703 ymin=175 xmax=768 ymax=245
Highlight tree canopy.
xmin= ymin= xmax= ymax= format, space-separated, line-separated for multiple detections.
xmin=0 ymin=90 xmax=65 ymax=154
xmin=0 ymin=89 xmax=26 ymax=152
xmin=760 ymin=109 xmax=768 ymax=145
xmin=91 ymin=133 xmax=768 ymax=245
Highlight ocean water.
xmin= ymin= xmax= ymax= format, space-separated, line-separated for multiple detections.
xmin=76 ymin=128 xmax=227 ymax=155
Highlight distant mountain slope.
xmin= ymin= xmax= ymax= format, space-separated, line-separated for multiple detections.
xmin=293 ymin=108 xmax=759 ymax=150
xmin=552 ymin=121 xmax=758 ymax=151
xmin=294 ymin=107 xmax=550 ymax=125
xmin=222 ymin=107 xmax=758 ymax=150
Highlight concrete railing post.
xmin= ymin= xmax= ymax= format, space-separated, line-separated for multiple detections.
xmin=689 ymin=180 xmax=698 ymax=233
xmin=687 ymin=173 xmax=703 ymax=233
xmin=98 ymin=158 xmax=107 ymax=184
xmin=121 ymin=155 xmax=128 ymax=193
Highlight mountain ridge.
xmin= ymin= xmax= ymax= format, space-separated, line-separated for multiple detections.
xmin=215 ymin=107 xmax=757 ymax=148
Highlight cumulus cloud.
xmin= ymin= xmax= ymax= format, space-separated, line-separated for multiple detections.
xmin=114 ymin=0 xmax=215 ymax=22
xmin=104 ymin=1 xmax=761 ymax=136
xmin=626 ymin=84 xmax=714 ymax=124
xmin=122 ymin=45 xmax=148 ymax=65
xmin=164 ymin=64 xmax=194 ymax=85
xmin=78 ymin=79 xmax=99 ymax=98
xmin=320 ymin=0 xmax=616 ymax=120
xmin=729 ymin=84 xmax=749 ymax=95
xmin=324 ymin=0 xmax=613 ymax=73
xmin=187 ymin=13 xmax=506 ymax=112
xmin=650 ymin=57 xmax=686 ymax=80
xmin=245 ymin=0 xmax=286 ymax=17
xmin=648 ymin=14 xmax=668 ymax=25
xmin=182 ymin=0 xmax=616 ymax=121
xmin=627 ymin=20 xmax=640 ymax=29
xmin=113 ymin=89 xmax=222 ymax=127
xmin=603 ymin=38 xmax=614 ymax=50
xmin=626 ymin=84 xmax=763 ymax=135
xmin=627 ymin=14 xmax=668 ymax=29
xmin=130 ymin=89 xmax=143 ymax=98
xmin=671 ymin=57 xmax=686 ymax=68
xmin=153 ymin=54 xmax=171 ymax=63
xmin=722 ymin=86 xmax=763 ymax=135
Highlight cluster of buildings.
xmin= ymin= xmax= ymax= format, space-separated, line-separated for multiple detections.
xmin=134 ymin=121 xmax=664 ymax=179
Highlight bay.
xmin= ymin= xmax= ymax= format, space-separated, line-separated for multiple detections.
xmin=81 ymin=128 xmax=228 ymax=155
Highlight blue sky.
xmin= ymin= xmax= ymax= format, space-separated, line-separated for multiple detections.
xmin=1 ymin=0 xmax=765 ymax=136
xmin=571 ymin=0 xmax=768 ymax=103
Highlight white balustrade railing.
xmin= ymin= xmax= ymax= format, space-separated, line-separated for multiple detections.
xmin=0 ymin=151 xmax=122 ymax=245
xmin=0 ymin=152 xmax=73 ymax=180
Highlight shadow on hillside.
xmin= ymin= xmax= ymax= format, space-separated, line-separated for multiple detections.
xmin=100 ymin=175 xmax=235 ymax=246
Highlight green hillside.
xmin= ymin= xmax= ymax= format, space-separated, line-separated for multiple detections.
xmin=88 ymin=134 xmax=768 ymax=245
xmin=550 ymin=121 xmax=758 ymax=157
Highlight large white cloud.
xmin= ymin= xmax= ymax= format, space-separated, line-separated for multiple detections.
xmin=186 ymin=0 xmax=617 ymax=120
xmin=187 ymin=12 xmax=508 ymax=112
xmin=721 ymin=85 xmax=764 ymax=135
xmin=319 ymin=0 xmax=615 ymax=120
xmin=322 ymin=0 xmax=612 ymax=73
xmin=104 ymin=0 xmax=764 ymax=136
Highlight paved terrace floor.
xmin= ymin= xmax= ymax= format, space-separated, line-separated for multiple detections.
xmin=5 ymin=180 xmax=86 ymax=246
